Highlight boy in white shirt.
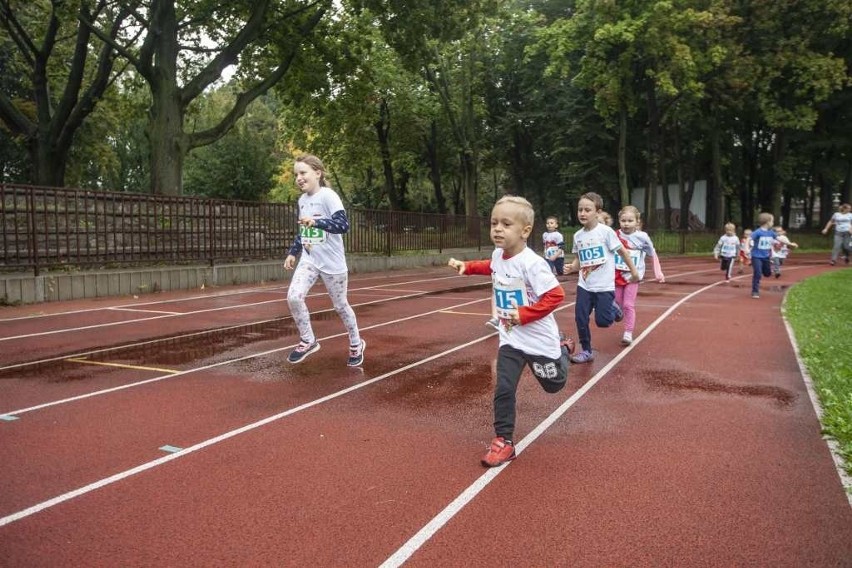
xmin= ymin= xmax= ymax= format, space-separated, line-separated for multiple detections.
xmin=448 ymin=196 xmax=574 ymax=467
xmin=713 ymin=222 xmax=740 ymax=281
xmin=564 ymin=192 xmax=639 ymax=363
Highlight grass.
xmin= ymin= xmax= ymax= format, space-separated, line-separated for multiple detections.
xmin=784 ymin=269 xmax=852 ymax=482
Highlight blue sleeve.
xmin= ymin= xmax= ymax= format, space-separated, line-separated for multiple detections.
xmin=287 ymin=234 xmax=303 ymax=257
xmin=314 ymin=210 xmax=350 ymax=234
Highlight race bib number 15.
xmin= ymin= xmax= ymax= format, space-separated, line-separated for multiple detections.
xmin=493 ymin=276 xmax=528 ymax=318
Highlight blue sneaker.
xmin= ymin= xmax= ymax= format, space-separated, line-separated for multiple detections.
xmin=347 ymin=339 xmax=366 ymax=367
xmin=570 ymin=349 xmax=594 ymax=364
xmin=613 ymin=302 xmax=624 ymax=323
xmin=288 ymin=340 xmax=320 ymax=364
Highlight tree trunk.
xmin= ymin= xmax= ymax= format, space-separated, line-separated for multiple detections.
xmin=708 ymin=122 xmax=724 ymax=230
xmin=424 ymin=121 xmax=446 ymax=213
xmin=661 ymin=126 xmax=672 ymax=230
xmin=643 ymin=84 xmax=660 ymax=230
xmin=375 ymin=98 xmax=400 ymax=210
xmin=147 ymin=82 xmax=186 ymax=195
xmin=769 ymin=128 xmax=786 ymax=221
xmin=618 ymin=107 xmax=629 ymax=209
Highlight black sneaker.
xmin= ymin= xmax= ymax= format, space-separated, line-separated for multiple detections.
xmin=288 ymin=340 xmax=320 ymax=364
xmin=347 ymin=339 xmax=366 ymax=367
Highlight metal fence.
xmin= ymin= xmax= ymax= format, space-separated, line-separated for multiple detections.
xmin=0 ymin=184 xmax=493 ymax=275
xmin=2 ymin=184 xmax=830 ymax=275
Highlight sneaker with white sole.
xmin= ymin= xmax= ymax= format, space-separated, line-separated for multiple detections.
xmin=347 ymin=339 xmax=366 ymax=367
xmin=621 ymin=332 xmax=633 ymax=345
xmin=287 ymin=340 xmax=320 ymax=364
xmin=570 ymin=349 xmax=594 ymax=364
xmin=481 ymin=436 xmax=516 ymax=467
xmin=485 ymin=317 xmax=499 ymax=330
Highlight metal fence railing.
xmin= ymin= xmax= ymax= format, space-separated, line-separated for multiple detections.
xmin=2 ymin=184 xmax=830 ymax=276
xmin=0 ymin=184 xmax=493 ymax=275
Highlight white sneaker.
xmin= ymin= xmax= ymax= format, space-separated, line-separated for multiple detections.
xmin=621 ymin=332 xmax=633 ymax=345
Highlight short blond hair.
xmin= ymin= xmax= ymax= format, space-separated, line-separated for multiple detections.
xmin=757 ymin=212 xmax=774 ymax=226
xmin=724 ymin=222 xmax=736 ymax=232
xmin=618 ymin=205 xmax=641 ymax=221
xmin=494 ymin=195 xmax=534 ymax=226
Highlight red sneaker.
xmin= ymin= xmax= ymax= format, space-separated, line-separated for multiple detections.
xmin=481 ymin=437 xmax=516 ymax=467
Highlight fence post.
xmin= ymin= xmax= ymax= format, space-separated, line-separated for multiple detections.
xmin=386 ymin=215 xmax=392 ymax=256
xmin=26 ymin=186 xmax=40 ymax=276
xmin=208 ymin=199 xmax=215 ymax=266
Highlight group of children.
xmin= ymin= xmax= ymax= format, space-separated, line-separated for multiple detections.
xmin=280 ymin=155 xmax=809 ymax=470
xmin=450 ymin=192 xmax=665 ymax=466
xmin=713 ymin=214 xmax=798 ymax=298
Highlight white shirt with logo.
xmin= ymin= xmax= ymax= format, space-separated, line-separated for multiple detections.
xmin=572 ymin=224 xmax=623 ymax=292
xmin=489 ymin=247 xmax=562 ymax=359
xmin=297 ymin=187 xmax=348 ymax=274
xmin=616 ymin=230 xmax=657 ymax=280
xmin=831 ymin=212 xmax=852 ymax=233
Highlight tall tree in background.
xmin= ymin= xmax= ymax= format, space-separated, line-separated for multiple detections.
xmin=0 ymin=0 xmax=132 ymax=186
xmin=84 ymin=0 xmax=327 ymax=195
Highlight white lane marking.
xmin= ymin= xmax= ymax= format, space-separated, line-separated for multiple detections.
xmin=0 ymin=276 xmax=463 ymax=341
xmin=108 ymin=307 xmax=182 ymax=315
xmin=0 ymin=285 xmax=486 ymax=373
xmin=780 ymin=293 xmax=852 ymax=506
xmin=379 ymin=279 xmax=725 ymax=568
xmin=0 ymin=333 xmax=493 ymax=528
xmin=0 ymin=298 xmax=488 ymax=418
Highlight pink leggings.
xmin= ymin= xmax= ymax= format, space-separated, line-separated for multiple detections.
xmin=614 ymin=282 xmax=639 ymax=333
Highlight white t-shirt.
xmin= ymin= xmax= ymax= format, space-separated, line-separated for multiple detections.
xmin=831 ymin=212 xmax=852 ymax=233
xmin=489 ymin=247 xmax=562 ymax=359
xmin=542 ymin=230 xmax=565 ymax=260
xmin=772 ymin=235 xmax=793 ymax=259
xmin=572 ymin=224 xmax=622 ymax=292
xmin=297 ymin=187 xmax=348 ymax=274
xmin=714 ymin=235 xmax=740 ymax=259
xmin=616 ymin=229 xmax=657 ymax=280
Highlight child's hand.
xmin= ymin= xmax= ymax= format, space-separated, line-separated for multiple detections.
xmin=448 ymin=258 xmax=466 ymax=275
xmin=563 ymin=264 xmax=573 ymax=275
xmin=504 ymin=300 xmax=521 ymax=327
xmin=629 ymin=270 xmax=640 ymax=283
xmin=298 ymin=217 xmax=316 ymax=227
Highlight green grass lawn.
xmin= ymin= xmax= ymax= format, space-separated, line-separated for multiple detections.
xmin=784 ymin=269 xmax=852 ymax=483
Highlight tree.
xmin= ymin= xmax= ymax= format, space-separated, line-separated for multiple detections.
xmin=0 ymin=0 xmax=132 ymax=186
xmin=83 ymin=0 xmax=327 ymax=195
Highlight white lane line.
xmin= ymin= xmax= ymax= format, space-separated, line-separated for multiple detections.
xmin=108 ymin=307 xmax=183 ymax=315
xmin=0 ymin=273 xmax=459 ymax=323
xmin=0 ymin=276 xmax=464 ymax=341
xmin=0 ymin=333 xmax=494 ymax=528
xmin=0 ymin=298 xmax=488 ymax=418
xmin=0 ymin=284 xmax=487 ymax=373
xmin=379 ymin=279 xmax=725 ymax=568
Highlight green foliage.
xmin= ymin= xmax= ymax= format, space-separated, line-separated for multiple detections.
xmin=785 ymin=270 xmax=852 ymax=479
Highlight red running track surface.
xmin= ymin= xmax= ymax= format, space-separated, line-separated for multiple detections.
xmin=0 ymin=255 xmax=850 ymax=566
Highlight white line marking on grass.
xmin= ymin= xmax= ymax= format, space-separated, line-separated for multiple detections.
xmin=780 ymin=293 xmax=852 ymax=506
xmin=379 ymin=279 xmax=724 ymax=568
xmin=0 ymin=334 xmax=493 ymax=528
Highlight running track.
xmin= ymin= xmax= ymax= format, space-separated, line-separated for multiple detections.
xmin=1 ymin=255 xmax=850 ymax=566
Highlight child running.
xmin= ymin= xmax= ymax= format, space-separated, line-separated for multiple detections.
xmin=448 ymin=195 xmax=574 ymax=467
xmin=738 ymin=228 xmax=752 ymax=273
xmin=748 ymin=212 xmax=778 ymax=299
xmin=542 ymin=215 xmax=566 ymax=276
xmin=564 ymin=192 xmax=639 ymax=363
xmin=284 ymin=154 xmax=366 ymax=366
xmin=770 ymin=226 xmax=799 ymax=278
xmin=615 ymin=206 xmax=665 ymax=346
xmin=713 ymin=222 xmax=740 ymax=281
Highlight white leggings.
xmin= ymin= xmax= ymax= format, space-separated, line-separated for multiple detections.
xmin=287 ymin=262 xmax=361 ymax=347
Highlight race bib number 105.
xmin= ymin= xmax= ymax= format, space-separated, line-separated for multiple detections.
xmin=577 ymin=244 xmax=607 ymax=268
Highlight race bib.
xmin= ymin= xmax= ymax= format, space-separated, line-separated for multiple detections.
xmin=299 ymin=224 xmax=327 ymax=245
xmin=577 ymin=244 xmax=607 ymax=268
xmin=757 ymin=236 xmax=774 ymax=250
xmin=721 ymin=243 xmax=737 ymax=256
xmin=545 ymin=246 xmax=559 ymax=260
xmin=615 ymin=249 xmax=642 ymax=271
xmin=493 ymin=276 xmax=528 ymax=319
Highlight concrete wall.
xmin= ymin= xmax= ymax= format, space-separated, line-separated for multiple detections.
xmin=0 ymin=249 xmax=486 ymax=305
